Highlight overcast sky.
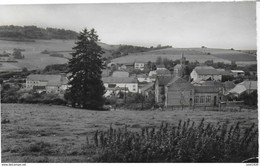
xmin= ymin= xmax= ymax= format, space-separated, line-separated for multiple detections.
xmin=0 ymin=2 xmax=256 ymax=49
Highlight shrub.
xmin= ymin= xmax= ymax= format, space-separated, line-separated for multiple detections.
xmin=88 ymin=119 xmax=258 ymax=162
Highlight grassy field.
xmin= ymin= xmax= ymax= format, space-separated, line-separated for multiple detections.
xmin=1 ymin=103 xmax=258 ymax=163
xmin=0 ymin=39 xmax=75 ymax=70
xmin=112 ymin=47 xmax=256 ymax=65
xmin=0 ymin=39 xmax=116 ymax=70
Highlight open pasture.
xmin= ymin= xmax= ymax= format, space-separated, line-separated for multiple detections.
xmin=0 ymin=39 xmax=75 ymax=70
xmin=112 ymin=47 xmax=256 ymax=64
xmin=1 ymin=103 xmax=257 ymax=162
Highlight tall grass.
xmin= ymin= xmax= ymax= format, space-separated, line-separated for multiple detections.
xmin=88 ymin=118 xmax=258 ymax=162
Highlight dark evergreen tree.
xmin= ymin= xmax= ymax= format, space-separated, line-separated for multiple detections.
xmin=65 ymin=28 xmax=105 ymax=110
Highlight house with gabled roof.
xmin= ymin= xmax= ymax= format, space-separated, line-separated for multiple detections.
xmin=190 ymin=66 xmax=222 ymax=82
xmin=102 ymin=76 xmax=138 ymax=97
xmin=134 ymin=60 xmax=146 ymax=70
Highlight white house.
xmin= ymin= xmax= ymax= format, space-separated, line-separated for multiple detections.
xmin=134 ymin=61 xmax=145 ymax=70
xmin=102 ymin=77 xmax=138 ymax=97
xmin=190 ymin=66 xmax=222 ymax=83
xmin=230 ymin=70 xmax=245 ymax=77
xmin=136 ymin=74 xmax=153 ymax=83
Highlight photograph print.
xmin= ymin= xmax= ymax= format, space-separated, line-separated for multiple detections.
xmin=0 ymin=1 xmax=258 ymax=163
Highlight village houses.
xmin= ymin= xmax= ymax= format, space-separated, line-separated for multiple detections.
xmin=102 ymin=77 xmax=138 ymax=97
xmin=26 ymin=74 xmax=69 ymax=94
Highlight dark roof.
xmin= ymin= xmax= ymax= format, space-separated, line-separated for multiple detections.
xmin=27 ymin=74 xmax=66 ymax=86
xmin=194 ymin=86 xmax=222 ymax=93
xmin=102 ymin=77 xmax=138 ymax=83
xmin=201 ymin=81 xmax=223 ymax=87
xmin=156 ymin=69 xmax=171 ymax=75
xmin=156 ymin=76 xmax=174 ymax=86
xmin=194 ymin=66 xmax=220 ymax=75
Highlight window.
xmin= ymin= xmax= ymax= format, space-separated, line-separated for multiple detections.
xmin=190 ymin=90 xmax=193 ymax=95
xmin=133 ymin=85 xmax=136 ymax=87
xmin=195 ymin=96 xmax=199 ymax=103
xmin=108 ymin=84 xmax=116 ymax=88
xmin=206 ymin=96 xmax=211 ymax=103
xmin=200 ymin=96 xmax=205 ymax=103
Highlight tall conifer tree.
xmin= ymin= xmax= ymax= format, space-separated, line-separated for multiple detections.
xmin=65 ymin=28 xmax=105 ymax=109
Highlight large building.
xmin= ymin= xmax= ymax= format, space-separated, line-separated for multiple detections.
xmin=156 ymin=76 xmax=227 ymax=108
xmin=26 ymin=74 xmax=69 ymax=94
xmin=164 ymin=77 xmax=194 ymax=107
xmin=190 ymin=66 xmax=222 ymax=82
xmin=102 ymin=77 xmax=138 ymax=97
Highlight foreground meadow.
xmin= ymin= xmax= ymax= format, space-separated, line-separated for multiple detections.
xmin=1 ymin=104 xmax=258 ymax=163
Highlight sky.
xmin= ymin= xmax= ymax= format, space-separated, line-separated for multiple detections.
xmin=0 ymin=2 xmax=257 ymax=50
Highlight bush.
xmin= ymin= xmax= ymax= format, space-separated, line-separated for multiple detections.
xmin=238 ymin=90 xmax=257 ymax=106
xmin=89 ymin=119 xmax=258 ymax=162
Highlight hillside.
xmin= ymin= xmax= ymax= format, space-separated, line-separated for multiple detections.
xmin=0 ymin=39 xmax=121 ymax=70
xmin=0 ymin=25 xmax=78 ymax=40
xmin=112 ymin=47 xmax=257 ymax=65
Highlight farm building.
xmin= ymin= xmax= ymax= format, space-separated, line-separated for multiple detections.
xmin=26 ymin=74 xmax=69 ymax=94
xmin=164 ymin=77 xmax=194 ymax=107
xmin=190 ymin=66 xmax=222 ymax=83
xmin=102 ymin=76 xmax=138 ymax=97
xmin=229 ymin=81 xmax=257 ymax=97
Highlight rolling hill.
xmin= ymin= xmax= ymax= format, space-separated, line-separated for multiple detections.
xmin=111 ymin=47 xmax=257 ymax=65
xmin=0 ymin=38 xmax=256 ymax=72
xmin=0 ymin=39 xmax=119 ymax=71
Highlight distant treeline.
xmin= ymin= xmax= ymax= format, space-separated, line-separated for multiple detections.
xmin=110 ymin=45 xmax=172 ymax=59
xmin=0 ymin=25 xmax=78 ymax=40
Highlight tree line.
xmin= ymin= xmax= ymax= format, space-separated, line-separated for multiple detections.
xmin=0 ymin=25 xmax=78 ymax=40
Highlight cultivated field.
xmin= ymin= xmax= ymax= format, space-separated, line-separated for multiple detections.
xmin=0 ymin=39 xmax=75 ymax=70
xmin=1 ymin=104 xmax=258 ymax=163
xmin=112 ymin=47 xmax=256 ymax=65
